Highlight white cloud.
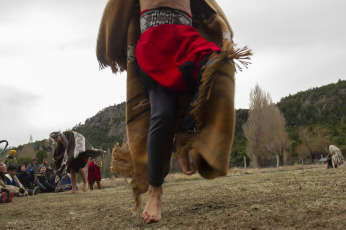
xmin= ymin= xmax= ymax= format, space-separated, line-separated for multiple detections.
xmin=0 ymin=0 xmax=345 ymax=146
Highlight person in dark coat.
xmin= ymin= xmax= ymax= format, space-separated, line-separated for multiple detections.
xmin=16 ymin=164 xmax=39 ymax=195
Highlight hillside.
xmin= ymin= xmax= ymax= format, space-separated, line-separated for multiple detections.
xmin=277 ymin=79 xmax=346 ymax=126
xmin=10 ymin=80 xmax=345 ymax=167
xmin=72 ymin=102 xmax=126 ymax=151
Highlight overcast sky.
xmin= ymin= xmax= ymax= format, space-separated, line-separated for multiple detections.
xmin=0 ymin=0 xmax=345 ymax=147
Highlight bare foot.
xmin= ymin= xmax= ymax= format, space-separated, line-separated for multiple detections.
xmin=66 ymin=190 xmax=77 ymax=194
xmin=175 ymin=134 xmax=197 ymax=176
xmin=142 ymin=185 xmax=162 ymax=224
xmin=177 ymin=152 xmax=197 ymax=175
xmin=83 ymin=183 xmax=88 ymax=192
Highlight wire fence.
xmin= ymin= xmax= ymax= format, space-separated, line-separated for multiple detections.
xmin=170 ymin=155 xmax=331 ymax=174
xmin=228 ymin=155 xmax=331 ymax=175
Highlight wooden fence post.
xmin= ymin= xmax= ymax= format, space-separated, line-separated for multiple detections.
xmin=302 ymin=159 xmax=304 ymax=171
xmin=244 ymin=156 xmax=247 ymax=174
xmin=276 ymin=155 xmax=279 ymax=172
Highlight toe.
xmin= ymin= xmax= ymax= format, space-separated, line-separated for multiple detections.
xmin=147 ymin=217 xmax=159 ymax=224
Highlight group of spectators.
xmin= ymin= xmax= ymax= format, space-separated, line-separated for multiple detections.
xmin=1 ymin=151 xmax=73 ymax=203
xmin=1 ymin=150 xmax=103 ymax=204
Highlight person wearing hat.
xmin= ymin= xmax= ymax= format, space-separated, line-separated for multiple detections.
xmin=27 ymin=158 xmax=40 ymax=183
xmin=49 ymin=131 xmax=104 ymax=193
xmin=4 ymin=150 xmax=18 ymax=167
xmin=34 ymin=165 xmax=55 ymax=193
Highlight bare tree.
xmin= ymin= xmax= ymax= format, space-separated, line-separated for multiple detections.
xmin=243 ymin=84 xmax=290 ymax=167
xmin=297 ymin=126 xmax=329 ymax=162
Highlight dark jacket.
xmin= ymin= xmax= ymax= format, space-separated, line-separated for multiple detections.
xmin=35 ymin=173 xmax=49 ymax=189
xmin=16 ymin=171 xmax=33 ymax=188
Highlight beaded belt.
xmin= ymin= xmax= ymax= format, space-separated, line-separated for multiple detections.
xmin=140 ymin=7 xmax=192 ymax=34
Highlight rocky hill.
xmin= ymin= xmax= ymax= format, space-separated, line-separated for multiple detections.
xmin=72 ymin=102 xmax=126 ymax=150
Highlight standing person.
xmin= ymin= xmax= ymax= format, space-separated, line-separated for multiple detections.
xmin=4 ymin=150 xmax=18 ymax=167
xmin=49 ymin=131 xmax=104 ymax=193
xmin=97 ymin=0 xmax=251 ymax=224
xmin=87 ymin=158 xmax=102 ymax=190
xmin=35 ymin=165 xmax=55 ymax=193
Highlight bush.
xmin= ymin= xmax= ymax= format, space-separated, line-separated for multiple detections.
xmin=340 ymin=145 xmax=346 ymax=157
xmin=17 ymin=157 xmax=33 ymax=166
xmin=36 ymin=150 xmax=48 ymax=164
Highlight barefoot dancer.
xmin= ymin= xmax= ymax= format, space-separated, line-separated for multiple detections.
xmin=97 ymin=0 xmax=251 ymax=224
xmin=49 ymin=131 xmax=104 ymax=193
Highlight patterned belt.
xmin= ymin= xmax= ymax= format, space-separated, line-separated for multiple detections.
xmin=140 ymin=7 xmax=192 ymax=34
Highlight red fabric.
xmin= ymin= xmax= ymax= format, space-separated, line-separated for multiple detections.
xmin=87 ymin=161 xmax=101 ymax=182
xmin=135 ymin=24 xmax=220 ymax=91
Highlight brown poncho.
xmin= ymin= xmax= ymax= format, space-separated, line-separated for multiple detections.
xmin=97 ymin=0 xmax=252 ymax=211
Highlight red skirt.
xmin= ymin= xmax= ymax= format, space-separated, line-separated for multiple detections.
xmin=135 ymin=24 xmax=220 ymax=91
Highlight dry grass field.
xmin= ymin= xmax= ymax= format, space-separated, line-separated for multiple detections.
xmin=1 ymin=166 xmax=345 ymax=230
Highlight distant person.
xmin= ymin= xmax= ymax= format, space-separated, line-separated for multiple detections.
xmin=326 ymin=151 xmax=333 ymax=169
xmin=35 ymin=165 xmax=55 ymax=193
xmin=5 ymin=165 xmax=28 ymax=196
xmin=0 ymin=164 xmax=25 ymax=197
xmin=16 ymin=164 xmax=39 ymax=195
xmin=49 ymin=131 xmax=104 ymax=193
xmin=88 ymin=158 xmax=102 ymax=190
xmin=42 ymin=158 xmax=54 ymax=184
xmin=328 ymin=145 xmax=344 ymax=168
xmin=27 ymin=158 xmax=40 ymax=182
xmin=4 ymin=150 xmax=18 ymax=167
xmin=0 ymin=162 xmax=14 ymax=202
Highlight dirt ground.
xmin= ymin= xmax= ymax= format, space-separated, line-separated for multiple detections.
xmin=1 ymin=167 xmax=345 ymax=230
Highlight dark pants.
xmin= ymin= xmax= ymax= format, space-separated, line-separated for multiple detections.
xmin=147 ymin=86 xmax=178 ymax=187
xmin=40 ymin=181 xmax=55 ymax=193
xmin=146 ymin=58 xmax=215 ymax=187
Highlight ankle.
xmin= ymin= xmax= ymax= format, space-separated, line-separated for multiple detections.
xmin=148 ymin=185 xmax=163 ymax=196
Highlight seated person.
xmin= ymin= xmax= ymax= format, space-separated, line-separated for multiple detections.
xmin=27 ymin=158 xmax=40 ymax=183
xmin=0 ymin=162 xmax=14 ymax=202
xmin=16 ymin=164 xmax=39 ymax=195
xmin=42 ymin=158 xmax=54 ymax=185
xmin=35 ymin=165 xmax=55 ymax=193
xmin=5 ymin=165 xmax=27 ymax=196
xmin=2 ymin=164 xmax=25 ymax=197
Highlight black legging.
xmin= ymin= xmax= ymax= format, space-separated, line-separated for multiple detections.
xmin=147 ymin=86 xmax=178 ymax=187
xmin=146 ymin=58 xmax=216 ymax=186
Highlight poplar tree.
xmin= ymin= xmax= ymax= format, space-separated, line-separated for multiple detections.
xmin=243 ymin=84 xmax=290 ymax=167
